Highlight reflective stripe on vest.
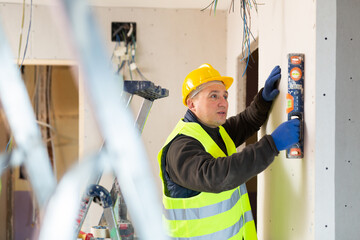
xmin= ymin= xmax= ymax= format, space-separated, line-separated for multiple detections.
xmin=168 ymin=210 xmax=254 ymax=240
xmin=164 ymin=185 xmax=250 ymax=221
xmin=158 ymin=120 xmax=257 ymax=240
xmin=164 ymin=187 xmax=241 ymax=221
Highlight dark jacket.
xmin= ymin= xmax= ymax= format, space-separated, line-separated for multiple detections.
xmin=164 ymin=89 xmax=279 ymax=198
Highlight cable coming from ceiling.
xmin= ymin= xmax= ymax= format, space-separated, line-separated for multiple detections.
xmin=202 ymin=0 xmax=258 ymax=76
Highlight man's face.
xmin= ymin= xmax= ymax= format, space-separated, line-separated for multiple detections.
xmin=187 ymin=83 xmax=228 ymax=128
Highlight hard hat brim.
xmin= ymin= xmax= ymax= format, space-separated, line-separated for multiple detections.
xmin=205 ymin=76 xmax=233 ymax=90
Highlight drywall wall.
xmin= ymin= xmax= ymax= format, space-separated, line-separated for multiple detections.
xmin=316 ymin=0 xmax=360 ymax=239
xmin=315 ymin=0 xmax=336 ymax=239
xmin=334 ymin=0 xmax=360 ymax=236
xmin=225 ymin=2 xmax=317 ymax=239
xmin=256 ymin=1 xmax=316 ymax=239
xmin=0 ymin=3 xmax=73 ymax=60
xmin=90 ymin=8 xmax=227 ymax=180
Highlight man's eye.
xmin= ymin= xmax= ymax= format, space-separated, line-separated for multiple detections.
xmin=224 ymin=95 xmax=228 ymax=100
xmin=210 ymin=94 xmax=218 ymax=99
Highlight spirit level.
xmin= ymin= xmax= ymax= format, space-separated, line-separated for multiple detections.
xmin=286 ymin=53 xmax=304 ymax=158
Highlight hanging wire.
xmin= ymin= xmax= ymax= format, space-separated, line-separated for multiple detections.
xmin=201 ymin=0 xmax=215 ymax=12
xmin=213 ymin=0 xmax=218 ymax=14
xmin=45 ymin=66 xmax=57 ymax=180
xmin=5 ymin=136 xmax=13 ymax=152
xmin=240 ymin=0 xmax=250 ymax=76
xmin=16 ymin=0 xmax=26 ymax=65
xmin=202 ymin=0 xmax=258 ymax=76
xmin=19 ymin=0 xmax=33 ymax=70
xmin=4 ymin=0 xmax=34 ymax=157
xmin=6 ymin=0 xmax=33 ymax=152
xmin=229 ymin=0 xmax=235 ymax=13
xmin=239 ymin=0 xmax=258 ymax=76
xmin=130 ymin=34 xmax=148 ymax=81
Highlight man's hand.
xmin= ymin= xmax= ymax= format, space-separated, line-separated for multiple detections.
xmin=271 ymin=119 xmax=300 ymax=151
xmin=262 ymin=65 xmax=281 ymax=101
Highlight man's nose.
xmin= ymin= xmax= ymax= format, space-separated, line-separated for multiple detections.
xmin=218 ymin=97 xmax=228 ymax=106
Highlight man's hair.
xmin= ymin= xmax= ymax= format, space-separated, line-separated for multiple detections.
xmin=187 ymin=81 xmax=225 ymax=101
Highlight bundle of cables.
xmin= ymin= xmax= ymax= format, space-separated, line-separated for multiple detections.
xmin=111 ymin=23 xmax=147 ymax=81
xmin=201 ymin=0 xmax=258 ymax=76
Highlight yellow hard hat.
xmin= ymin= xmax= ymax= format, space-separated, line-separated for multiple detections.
xmin=182 ymin=63 xmax=233 ymax=106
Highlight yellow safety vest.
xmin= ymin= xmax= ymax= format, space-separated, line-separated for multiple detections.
xmin=158 ymin=120 xmax=257 ymax=240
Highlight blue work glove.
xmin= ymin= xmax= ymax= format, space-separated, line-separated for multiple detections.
xmin=262 ymin=65 xmax=281 ymax=101
xmin=271 ymin=119 xmax=300 ymax=151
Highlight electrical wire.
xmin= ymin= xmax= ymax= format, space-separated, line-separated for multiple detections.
xmin=214 ymin=0 xmax=218 ymax=13
xmin=5 ymin=0 xmax=33 ymax=153
xmin=240 ymin=0 xmax=251 ymax=76
xmin=46 ymin=66 xmax=57 ymax=179
xmin=111 ymin=25 xmax=148 ymax=81
xmin=131 ymin=37 xmax=136 ymax=62
xmin=128 ymin=60 xmax=133 ymax=80
xmin=129 ymin=36 xmax=147 ymax=81
xmin=201 ymin=0 xmax=215 ymax=12
xmin=202 ymin=0 xmax=258 ymax=76
xmin=33 ymin=65 xmax=57 ymax=144
xmin=35 ymin=121 xmax=56 ymax=142
xmin=5 ymin=136 xmax=13 ymax=152
xmin=33 ymin=67 xmax=57 ymax=223
xmin=229 ymin=0 xmax=235 ymax=13
xmin=19 ymin=0 xmax=33 ymax=70
xmin=6 ymin=0 xmax=29 ymax=153
xmin=239 ymin=0 xmax=257 ymax=76
xmin=16 ymin=0 xmax=26 ymax=65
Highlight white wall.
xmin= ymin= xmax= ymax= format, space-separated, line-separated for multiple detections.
xmin=91 ymin=7 xmax=227 ymax=185
xmin=256 ymin=1 xmax=316 ymax=239
xmin=0 ymin=3 xmax=73 ymax=60
xmin=226 ymin=1 xmax=316 ymax=239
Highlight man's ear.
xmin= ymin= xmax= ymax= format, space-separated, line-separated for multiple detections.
xmin=187 ymin=98 xmax=196 ymax=112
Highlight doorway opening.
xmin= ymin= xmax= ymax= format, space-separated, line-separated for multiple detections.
xmin=237 ymin=48 xmax=259 ymax=226
xmin=245 ymin=48 xmax=259 ymax=226
xmin=0 ymin=64 xmax=79 ymax=239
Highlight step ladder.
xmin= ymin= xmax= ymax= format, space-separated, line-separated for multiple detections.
xmin=75 ymin=80 xmax=169 ymax=238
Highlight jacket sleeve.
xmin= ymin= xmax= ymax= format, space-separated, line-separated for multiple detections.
xmin=223 ymin=88 xmax=273 ymax=147
xmin=166 ymin=133 xmax=279 ymax=193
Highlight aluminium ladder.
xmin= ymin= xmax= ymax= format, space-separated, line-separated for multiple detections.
xmin=75 ymin=80 xmax=169 ymax=239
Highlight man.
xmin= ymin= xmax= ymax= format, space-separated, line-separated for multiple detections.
xmin=158 ymin=63 xmax=300 ymax=240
